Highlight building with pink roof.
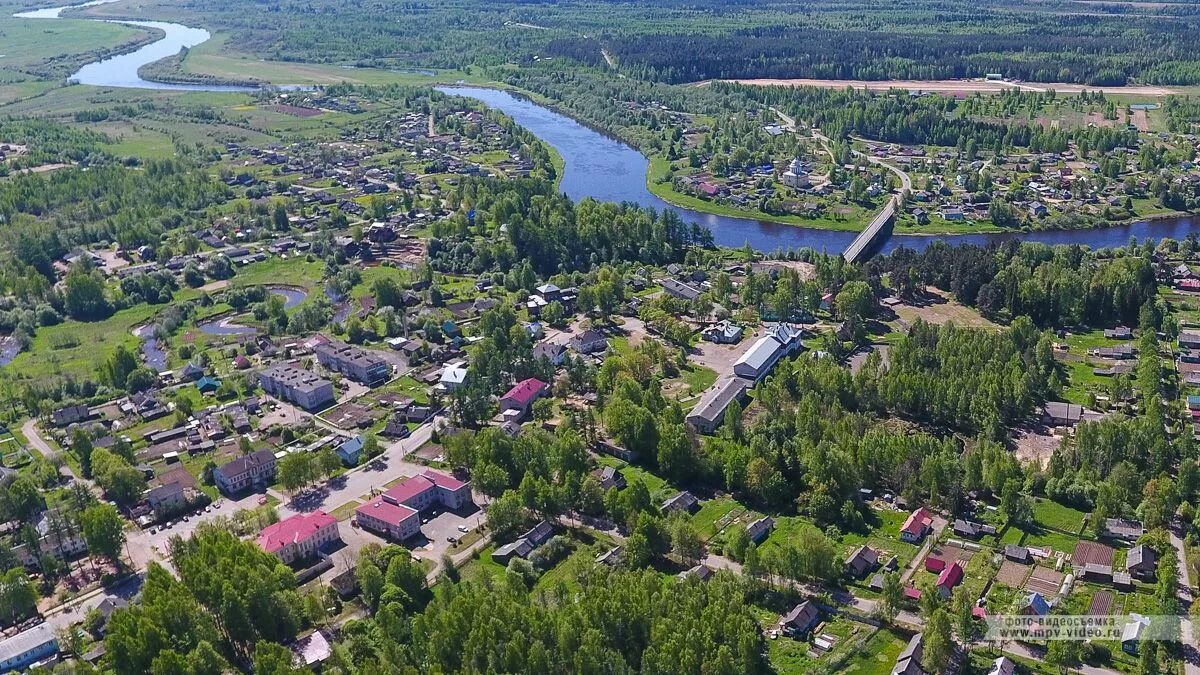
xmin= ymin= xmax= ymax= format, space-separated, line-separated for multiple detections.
xmin=500 ymin=378 xmax=548 ymax=418
xmin=257 ymin=511 xmax=339 ymax=564
xmin=355 ymin=470 xmax=470 ymax=541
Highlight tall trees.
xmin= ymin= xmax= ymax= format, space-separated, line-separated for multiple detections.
xmin=81 ymin=504 xmax=125 ymax=565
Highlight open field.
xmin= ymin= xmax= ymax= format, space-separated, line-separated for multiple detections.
xmin=711 ymin=78 xmax=1186 ymax=97
xmin=172 ymin=33 xmax=490 ymax=87
xmin=0 ymin=15 xmax=151 ymax=82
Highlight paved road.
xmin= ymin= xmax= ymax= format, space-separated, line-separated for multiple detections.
xmin=276 ymin=415 xmax=445 ymax=519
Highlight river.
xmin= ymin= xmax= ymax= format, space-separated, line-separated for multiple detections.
xmin=14 ymin=0 xmax=256 ymax=91
xmin=439 ymin=86 xmax=1200 ymax=254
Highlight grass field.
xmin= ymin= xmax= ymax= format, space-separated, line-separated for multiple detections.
xmin=174 ymin=33 xmax=491 ymax=87
xmin=0 ymin=16 xmax=150 ymax=82
xmin=842 ymin=628 xmax=910 ymax=675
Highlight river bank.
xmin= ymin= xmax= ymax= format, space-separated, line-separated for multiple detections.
xmin=441 ymin=85 xmax=1200 ymax=254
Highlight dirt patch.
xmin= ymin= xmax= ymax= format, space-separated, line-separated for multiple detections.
xmin=891 ymin=288 xmax=998 ymax=329
xmin=1131 ymin=109 xmax=1150 ymax=131
xmin=1088 ymin=590 xmax=1114 ymax=615
xmin=1072 ymin=540 xmax=1115 ymax=568
xmin=1012 ymin=427 xmax=1061 ymax=469
xmin=266 ymin=104 xmax=322 ymax=118
xmin=1024 ymin=566 xmax=1065 ymax=595
xmin=996 ymin=560 xmax=1032 ymax=587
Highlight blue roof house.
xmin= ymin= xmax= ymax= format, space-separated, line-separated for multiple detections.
xmin=337 ymin=435 xmax=365 ymax=466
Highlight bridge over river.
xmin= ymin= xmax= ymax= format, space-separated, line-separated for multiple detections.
xmin=843 ymin=198 xmax=897 ymax=263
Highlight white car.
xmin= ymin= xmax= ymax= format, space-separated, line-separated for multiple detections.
xmin=457 ymin=525 xmax=469 ymax=533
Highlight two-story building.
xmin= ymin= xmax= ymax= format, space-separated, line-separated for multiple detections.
xmin=213 ymin=449 xmax=277 ymax=495
xmin=257 ymin=511 xmax=341 ymax=564
xmin=355 ymin=470 xmax=470 ymax=541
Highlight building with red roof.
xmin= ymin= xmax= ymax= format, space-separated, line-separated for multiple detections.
xmin=500 ymin=378 xmax=548 ymax=418
xmin=936 ymin=561 xmax=964 ymax=599
xmin=355 ymin=470 xmax=471 ymax=541
xmin=257 ymin=511 xmax=339 ymax=564
xmin=900 ymin=507 xmax=934 ymax=543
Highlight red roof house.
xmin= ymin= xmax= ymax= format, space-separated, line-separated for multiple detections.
xmin=936 ymin=561 xmax=964 ymax=599
xmin=900 ymin=507 xmax=933 ymax=543
xmin=257 ymin=511 xmax=339 ymax=564
xmin=925 ymin=556 xmax=946 ymax=573
xmin=499 ymin=378 xmax=548 ymax=417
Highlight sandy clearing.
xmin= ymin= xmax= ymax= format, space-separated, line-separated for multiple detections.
xmin=714 ymin=78 xmax=1181 ymax=96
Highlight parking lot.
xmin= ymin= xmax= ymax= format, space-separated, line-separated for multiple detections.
xmin=346 ymin=501 xmax=485 ymax=564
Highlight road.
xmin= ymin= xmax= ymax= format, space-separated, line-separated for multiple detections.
xmin=1169 ymin=523 xmax=1200 ymax=675
xmin=276 ymin=414 xmax=445 ymax=519
xmin=21 ymin=418 xmax=79 ymax=481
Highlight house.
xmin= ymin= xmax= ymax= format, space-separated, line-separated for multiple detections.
xmin=259 ymin=364 xmax=335 ymax=410
xmin=661 ymin=491 xmax=700 ymax=515
xmin=0 ymin=624 xmax=58 ymax=673
xmin=596 ymin=546 xmax=622 ymax=567
xmin=499 ymin=378 xmax=548 ymax=418
xmin=1019 ymin=591 xmax=1051 ymax=616
xmin=941 ymin=206 xmax=965 ymax=221
xmin=195 ymin=376 xmax=222 ymax=394
xmin=1028 ymin=201 xmax=1049 ymax=217
xmin=892 ymin=633 xmax=924 ymax=675
xmin=1004 ymin=545 xmax=1032 ymax=564
xmin=336 ymin=435 xmax=365 ymax=466
xmin=592 ymin=466 xmax=626 ymax=491
xmin=924 ymin=556 xmax=946 ymax=573
xmin=900 ymin=507 xmax=933 ymax=543
xmin=145 ymin=481 xmax=187 ymax=516
xmin=1125 ymin=544 xmax=1157 ymax=578
xmin=747 ymin=516 xmax=774 ymax=543
xmin=1104 ymin=518 xmax=1144 ymax=541
xmin=532 ymin=341 xmax=567 ymax=366
xmin=570 ymin=329 xmax=608 ymax=354
xmin=290 ymin=630 xmax=333 ymax=669
xmin=661 ymin=278 xmax=701 ymax=301
xmin=1104 ymin=326 xmax=1133 ymax=340
xmin=846 ymin=545 xmax=880 ymax=579
xmin=988 ymin=656 xmax=1017 ymax=675
xmin=257 ymin=511 xmax=340 ymax=564
xmin=686 ymin=375 xmax=751 ymax=434
xmin=952 ymin=518 xmax=996 ymax=540
xmin=439 ymin=362 xmax=468 ymax=391
xmin=213 ymin=449 xmax=277 ymax=495
xmin=51 ymin=404 xmax=90 ymax=427
xmin=679 ymin=563 xmax=715 ymax=582
xmin=1122 ymin=614 xmax=1152 ymax=654
xmin=778 ymin=600 xmax=820 ymax=638
xmin=1042 ymin=401 xmax=1083 ymax=426
xmin=493 ymin=520 xmax=555 ymax=564
xmin=179 ymin=362 xmax=205 ymax=381
xmin=936 ymin=561 xmax=963 ymax=599
xmin=701 ymin=321 xmax=744 ymax=344
xmin=314 ymin=339 xmax=391 ymax=385
xmin=1180 ymin=331 xmax=1200 ymax=349
xmin=355 ymin=470 xmax=470 ymax=541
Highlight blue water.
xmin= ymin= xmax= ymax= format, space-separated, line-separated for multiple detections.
xmin=15 ymin=0 xmax=256 ymax=91
xmin=133 ymin=324 xmax=168 ymax=371
xmin=271 ymin=287 xmax=307 ymax=310
xmin=440 ymin=86 xmax=1200 ymax=254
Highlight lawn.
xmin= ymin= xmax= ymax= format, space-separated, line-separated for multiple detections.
xmin=5 ymin=303 xmax=159 ymax=381
xmin=842 ymin=628 xmax=910 ymax=675
xmin=680 ymin=364 xmax=718 ymax=394
xmin=1031 ymin=498 xmax=1086 ymax=533
xmin=0 ymin=15 xmax=149 ymax=81
xmin=692 ymin=496 xmax=744 ymax=540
